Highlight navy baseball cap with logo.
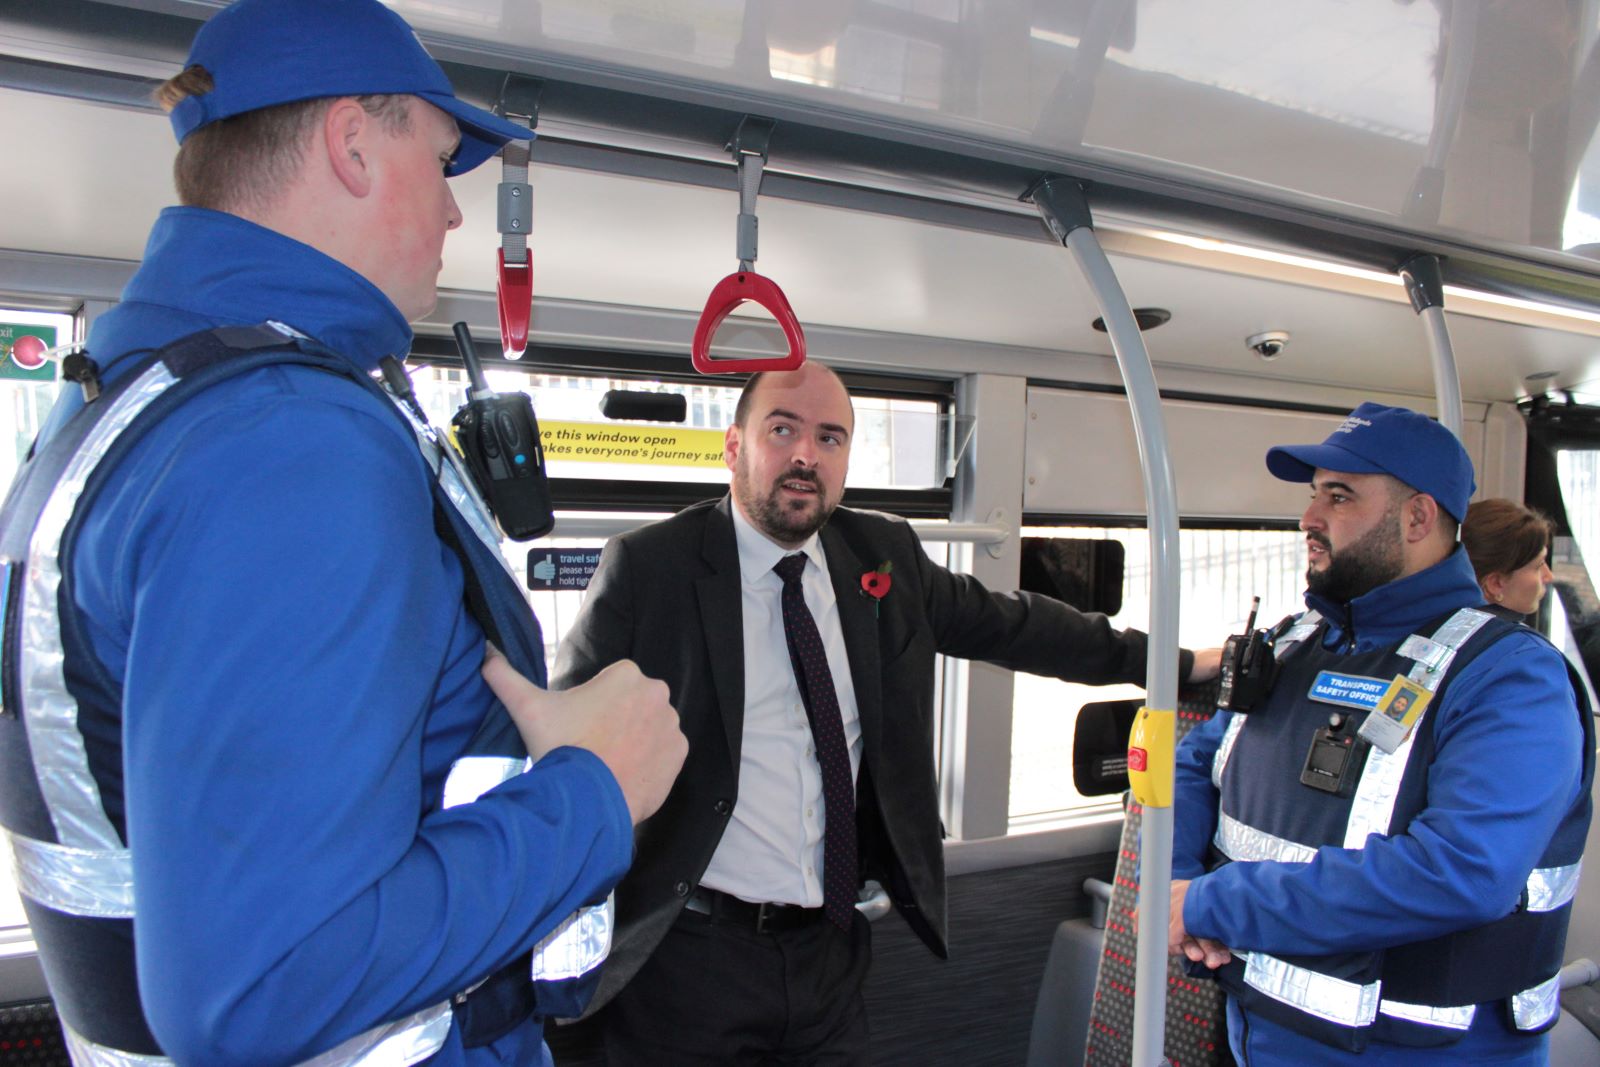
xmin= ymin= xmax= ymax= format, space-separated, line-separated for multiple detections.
xmin=1265 ymin=402 xmax=1476 ymax=522
xmin=168 ymin=0 xmax=529 ymax=175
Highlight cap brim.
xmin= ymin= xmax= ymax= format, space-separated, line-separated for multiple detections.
xmin=426 ymin=93 xmax=533 ymax=175
xmin=1265 ymin=442 xmax=1387 ymax=483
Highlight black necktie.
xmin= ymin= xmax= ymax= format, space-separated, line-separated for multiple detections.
xmin=774 ymin=553 xmax=857 ymax=930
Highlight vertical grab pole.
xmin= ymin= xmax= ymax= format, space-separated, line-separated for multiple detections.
xmin=1032 ymin=178 xmax=1180 ymax=1067
xmin=1399 ymin=254 xmax=1464 ymax=439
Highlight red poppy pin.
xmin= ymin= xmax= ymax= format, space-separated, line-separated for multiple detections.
xmin=860 ymin=562 xmax=892 ymax=616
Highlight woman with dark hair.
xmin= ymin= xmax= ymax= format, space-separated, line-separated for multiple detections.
xmin=1462 ymin=498 xmax=1555 ymax=620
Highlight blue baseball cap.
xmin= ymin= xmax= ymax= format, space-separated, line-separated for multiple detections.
xmin=1265 ymin=402 xmax=1476 ymax=522
xmin=168 ymin=0 xmax=529 ymax=175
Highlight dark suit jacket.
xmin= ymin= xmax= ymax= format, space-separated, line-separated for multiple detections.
xmin=552 ymin=497 xmax=1185 ymax=1010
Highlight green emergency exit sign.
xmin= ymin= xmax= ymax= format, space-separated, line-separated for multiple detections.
xmin=0 ymin=323 xmax=57 ymax=382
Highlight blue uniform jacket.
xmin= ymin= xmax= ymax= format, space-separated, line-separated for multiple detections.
xmin=43 ymin=207 xmax=631 ymax=1065
xmin=1173 ymin=547 xmax=1585 ymax=1065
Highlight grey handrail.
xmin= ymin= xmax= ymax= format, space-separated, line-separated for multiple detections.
xmin=546 ymin=516 xmax=1008 ymax=545
xmin=1033 ymin=177 xmax=1181 ymax=1067
xmin=1399 ymin=255 xmax=1464 ymax=438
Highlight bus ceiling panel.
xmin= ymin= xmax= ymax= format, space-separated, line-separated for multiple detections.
xmin=13 ymin=0 xmax=1600 ymax=314
xmin=0 ymin=0 xmax=189 ymax=82
xmin=6 ymin=101 xmax=1600 ymax=404
xmin=0 ymin=89 xmax=172 ymax=264
xmin=428 ymin=162 xmax=1600 ymax=406
xmin=6 ymin=97 xmax=1600 ymax=407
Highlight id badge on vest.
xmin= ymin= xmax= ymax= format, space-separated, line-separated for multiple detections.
xmin=1357 ymin=676 xmax=1431 ymax=753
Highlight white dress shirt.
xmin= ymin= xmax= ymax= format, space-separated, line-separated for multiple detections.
xmin=699 ymin=504 xmax=864 ymax=906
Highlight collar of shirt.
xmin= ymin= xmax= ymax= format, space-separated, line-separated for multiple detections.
xmin=1304 ymin=545 xmax=1483 ymax=651
xmin=90 ymin=206 xmax=413 ymax=380
xmin=730 ymin=499 xmax=827 ymax=588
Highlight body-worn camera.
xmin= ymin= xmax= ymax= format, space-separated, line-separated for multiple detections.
xmin=1217 ymin=596 xmax=1278 ymax=712
xmin=1301 ymin=711 xmax=1370 ymax=796
xmin=448 ymin=322 xmax=554 ymax=541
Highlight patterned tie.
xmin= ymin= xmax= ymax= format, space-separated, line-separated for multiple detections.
xmin=773 ymin=553 xmax=857 ymax=930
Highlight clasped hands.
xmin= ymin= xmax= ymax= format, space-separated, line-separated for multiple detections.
xmin=1166 ymin=879 xmax=1232 ymax=969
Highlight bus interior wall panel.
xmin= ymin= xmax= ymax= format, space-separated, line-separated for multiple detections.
xmin=1024 ymin=388 xmax=1496 ymax=520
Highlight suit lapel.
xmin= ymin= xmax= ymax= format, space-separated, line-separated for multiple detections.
xmin=823 ymin=524 xmax=882 ymax=770
xmin=695 ymin=497 xmax=746 ymax=770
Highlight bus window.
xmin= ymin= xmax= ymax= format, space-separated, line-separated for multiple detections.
xmin=1009 ymin=525 xmax=1306 ymax=824
xmin=1552 ymin=450 xmax=1600 ymax=677
xmin=0 ymin=310 xmax=70 ymax=492
xmin=405 ymin=361 xmax=949 ymax=676
xmin=0 ymin=308 xmax=71 ymax=936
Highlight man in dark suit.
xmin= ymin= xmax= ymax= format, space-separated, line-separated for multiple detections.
xmin=554 ymin=361 xmax=1216 ymax=1063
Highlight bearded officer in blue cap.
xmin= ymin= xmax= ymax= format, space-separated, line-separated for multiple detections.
xmin=0 ymin=1 xmax=685 ymax=1063
xmin=1169 ymin=403 xmax=1592 ymax=1065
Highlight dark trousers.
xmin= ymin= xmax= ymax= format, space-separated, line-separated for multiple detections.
xmin=602 ymin=907 xmax=872 ymax=1065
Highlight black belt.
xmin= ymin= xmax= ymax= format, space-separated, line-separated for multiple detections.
xmin=683 ymin=886 xmax=827 ymax=934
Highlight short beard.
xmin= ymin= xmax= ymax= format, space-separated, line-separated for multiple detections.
xmin=1306 ymin=502 xmax=1405 ymax=603
xmin=733 ymin=461 xmax=835 ymax=545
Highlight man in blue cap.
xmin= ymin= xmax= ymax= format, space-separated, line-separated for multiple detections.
xmin=0 ymin=1 xmax=685 ymax=1064
xmin=1169 ymin=402 xmax=1592 ymax=1065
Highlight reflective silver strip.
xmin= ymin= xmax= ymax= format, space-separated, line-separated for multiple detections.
xmin=297 ymin=1001 xmax=454 ymax=1067
xmin=25 ymin=362 xmax=178 ymax=856
xmin=1274 ymin=611 xmax=1322 ymax=661
xmin=1405 ymin=608 xmax=1492 ymax=693
xmin=1344 ymin=607 xmax=1493 ymax=849
xmin=529 ymin=894 xmax=614 ymax=981
xmin=1512 ymin=973 xmax=1562 ymax=1031
xmin=1211 ymin=713 xmax=1245 ymax=790
xmin=1379 ymin=998 xmax=1475 ymax=1030
xmin=62 ymin=1001 xmax=454 ymax=1067
xmin=62 ymin=1024 xmax=173 ymax=1066
xmin=441 ymin=755 xmax=529 ymax=810
xmin=389 ymin=399 xmax=517 ymax=585
xmin=1343 ymin=730 xmax=1414 ymax=848
xmin=1526 ymin=860 xmax=1582 ymax=913
xmin=1240 ymin=950 xmax=1381 ymax=1028
xmin=443 ymin=758 xmax=614 ymax=982
xmin=7 ymin=829 xmax=132 ymax=918
xmin=1213 ymin=811 xmax=1316 ymax=864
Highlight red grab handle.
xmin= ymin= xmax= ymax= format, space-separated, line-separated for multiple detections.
xmin=691 ymin=271 xmax=807 ymax=375
xmin=497 ymin=249 xmax=533 ymax=359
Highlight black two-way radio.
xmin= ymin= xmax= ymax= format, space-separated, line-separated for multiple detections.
xmin=448 ymin=321 xmax=554 ymax=541
xmin=1217 ymin=596 xmax=1279 ymax=712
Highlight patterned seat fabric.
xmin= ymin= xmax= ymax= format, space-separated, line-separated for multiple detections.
xmin=1084 ymin=681 xmax=1234 ymax=1067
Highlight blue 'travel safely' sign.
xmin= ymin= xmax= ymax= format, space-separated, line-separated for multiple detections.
xmin=1307 ymin=670 xmax=1389 ymax=712
xmin=526 ymin=549 xmax=601 ymax=591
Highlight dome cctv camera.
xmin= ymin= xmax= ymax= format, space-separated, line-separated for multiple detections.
xmin=1247 ymin=330 xmax=1290 ymax=361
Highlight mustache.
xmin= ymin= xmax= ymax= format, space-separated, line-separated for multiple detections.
xmin=1307 ymin=532 xmax=1331 ymax=551
xmin=774 ymin=468 xmax=820 ymax=490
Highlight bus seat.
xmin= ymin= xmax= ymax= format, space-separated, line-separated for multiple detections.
xmin=1554 ymin=959 xmax=1600 ymax=1065
xmin=1026 ymin=881 xmax=1112 ymax=1066
xmin=1057 ymin=682 xmax=1233 ymax=1067
xmin=1025 ymin=917 xmax=1104 ymax=1067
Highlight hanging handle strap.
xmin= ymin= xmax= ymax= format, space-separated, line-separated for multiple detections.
xmin=494 ymin=75 xmax=542 ymax=360
xmin=691 ymin=116 xmax=807 ymax=375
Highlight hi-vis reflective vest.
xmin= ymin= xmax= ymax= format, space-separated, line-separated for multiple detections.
xmin=0 ymin=324 xmax=609 ymax=1065
xmin=1207 ymin=607 xmax=1594 ymax=1053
